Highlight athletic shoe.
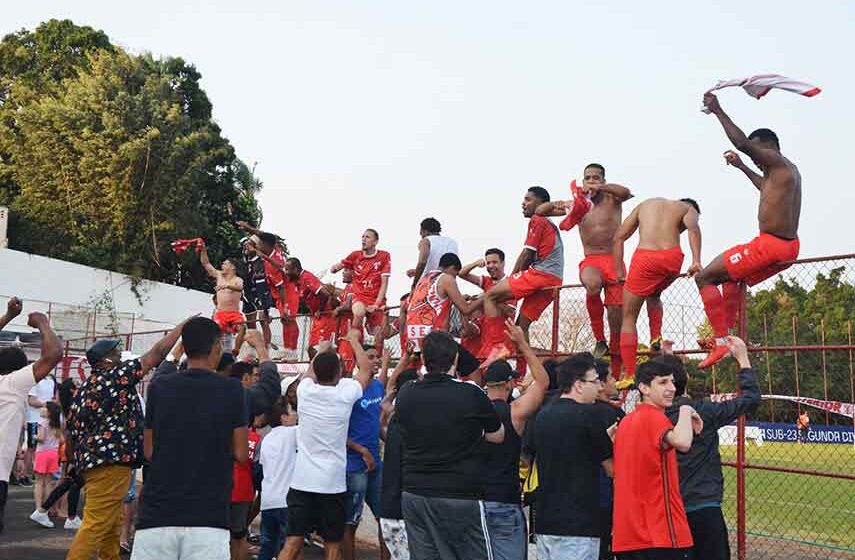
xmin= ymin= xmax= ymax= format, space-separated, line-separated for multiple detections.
xmin=29 ymin=509 xmax=54 ymax=528
xmin=593 ymin=340 xmax=609 ymax=358
xmin=650 ymin=336 xmax=662 ymax=353
xmin=698 ymin=345 xmax=730 ymax=369
xmin=64 ymin=517 xmax=82 ymax=530
xmin=19 ymin=476 xmax=33 ymax=487
xmin=615 ymin=377 xmax=635 ymax=391
xmin=696 ymin=337 xmax=715 ymax=350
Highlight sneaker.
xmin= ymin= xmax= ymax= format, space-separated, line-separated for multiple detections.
xmin=698 ymin=344 xmax=730 ymax=369
xmin=615 ymin=377 xmax=635 ymax=391
xmin=64 ymin=517 xmax=82 ymax=530
xmin=593 ymin=340 xmax=609 ymax=358
xmin=29 ymin=509 xmax=54 ymax=528
xmin=650 ymin=336 xmax=662 ymax=353
xmin=19 ymin=476 xmax=33 ymax=487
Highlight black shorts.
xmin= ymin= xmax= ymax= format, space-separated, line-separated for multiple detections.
xmin=286 ymin=488 xmax=346 ymax=542
xmin=26 ymin=423 xmax=39 ymax=449
xmin=243 ymin=290 xmax=274 ymax=316
xmin=617 ymin=548 xmax=692 ymax=560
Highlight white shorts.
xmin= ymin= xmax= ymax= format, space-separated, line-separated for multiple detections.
xmin=130 ymin=527 xmax=230 ymax=560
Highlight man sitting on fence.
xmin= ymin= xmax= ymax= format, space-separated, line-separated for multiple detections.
xmin=663 ymin=336 xmax=760 ymax=560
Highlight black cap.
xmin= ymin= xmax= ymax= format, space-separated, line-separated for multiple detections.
xmin=485 ymin=360 xmax=515 ymax=385
xmin=86 ymin=339 xmax=121 ymax=367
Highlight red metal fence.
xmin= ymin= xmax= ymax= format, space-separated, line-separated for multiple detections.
xmin=39 ymin=253 xmax=855 ymax=559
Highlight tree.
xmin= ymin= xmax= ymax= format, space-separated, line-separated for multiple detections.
xmin=0 ymin=20 xmax=263 ymax=292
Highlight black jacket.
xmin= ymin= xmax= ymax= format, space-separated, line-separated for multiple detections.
xmin=665 ymin=367 xmax=761 ymax=507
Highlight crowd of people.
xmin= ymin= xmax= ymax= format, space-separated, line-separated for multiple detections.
xmin=0 ymin=90 xmax=799 ymax=560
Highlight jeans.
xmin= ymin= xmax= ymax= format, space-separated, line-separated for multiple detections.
xmin=130 ymin=526 xmax=230 ymax=560
xmin=259 ymin=507 xmax=289 ymax=560
xmin=484 ymin=501 xmax=527 ymax=560
xmin=536 ymin=535 xmax=600 ymax=560
xmin=345 ymin=465 xmax=382 ymax=525
xmin=67 ymin=464 xmax=132 ymax=560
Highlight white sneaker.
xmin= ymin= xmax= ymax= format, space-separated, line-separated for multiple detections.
xmin=64 ymin=516 xmax=82 ymax=530
xmin=29 ymin=509 xmax=54 ymax=528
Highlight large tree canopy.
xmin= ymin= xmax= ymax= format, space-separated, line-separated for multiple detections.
xmin=0 ymin=19 xmax=262 ymax=291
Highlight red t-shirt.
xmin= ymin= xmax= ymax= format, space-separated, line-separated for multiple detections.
xmin=291 ymin=270 xmax=328 ymax=314
xmin=231 ymin=429 xmax=261 ymax=503
xmin=612 ymin=403 xmax=693 ymax=552
xmin=340 ymin=250 xmax=391 ymax=301
xmin=264 ymin=246 xmax=287 ymax=299
xmin=481 ymin=275 xmax=518 ymax=308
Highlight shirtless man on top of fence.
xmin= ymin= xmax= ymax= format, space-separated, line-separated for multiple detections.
xmin=695 ymin=91 xmax=802 ymax=368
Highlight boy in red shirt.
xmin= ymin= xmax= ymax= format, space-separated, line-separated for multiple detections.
xmin=612 ymin=360 xmax=703 ymax=560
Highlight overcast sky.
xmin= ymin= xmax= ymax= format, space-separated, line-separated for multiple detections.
xmin=7 ymin=1 xmax=855 ymax=298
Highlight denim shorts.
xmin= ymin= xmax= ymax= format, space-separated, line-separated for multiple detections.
xmin=484 ymin=501 xmax=527 ymax=560
xmin=536 ymin=534 xmax=600 ymax=560
xmin=123 ymin=470 xmax=137 ymax=504
xmin=345 ymin=465 xmax=382 ymax=525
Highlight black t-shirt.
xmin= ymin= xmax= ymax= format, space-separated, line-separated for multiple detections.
xmin=137 ymin=369 xmax=247 ymax=530
xmin=395 ymin=374 xmax=501 ymax=500
xmin=242 ymin=255 xmax=272 ymax=300
xmin=533 ymin=398 xmax=613 ymax=537
xmin=380 ymin=415 xmax=404 ymax=519
xmin=482 ymin=400 xmax=522 ymax=504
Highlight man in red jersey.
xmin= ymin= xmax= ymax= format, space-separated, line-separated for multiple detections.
xmin=695 ymin=92 xmax=802 ymax=368
xmin=458 ymin=248 xmax=517 ymax=357
xmin=330 ymin=229 xmax=391 ymax=344
xmin=481 ymin=187 xmax=564 ymax=359
xmin=612 ymin=360 xmax=702 ymax=560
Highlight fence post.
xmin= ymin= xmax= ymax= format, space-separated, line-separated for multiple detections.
xmin=550 ymin=288 xmax=560 ymax=357
xmin=736 ymin=282 xmax=748 ymax=560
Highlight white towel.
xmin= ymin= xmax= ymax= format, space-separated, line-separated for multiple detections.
xmin=702 ymin=73 xmax=820 ymax=113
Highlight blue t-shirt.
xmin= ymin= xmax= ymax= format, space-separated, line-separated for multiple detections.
xmin=346 ymin=379 xmax=384 ymax=472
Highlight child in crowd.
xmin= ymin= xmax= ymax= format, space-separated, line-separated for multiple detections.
xmin=258 ymin=395 xmax=298 ymax=560
xmin=29 ymin=402 xmax=63 ymax=528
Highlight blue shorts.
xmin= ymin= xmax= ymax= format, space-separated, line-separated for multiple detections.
xmin=345 ymin=466 xmax=383 ymax=525
xmin=123 ymin=470 xmax=137 ymax=503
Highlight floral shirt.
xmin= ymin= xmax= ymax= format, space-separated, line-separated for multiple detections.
xmin=70 ymin=358 xmax=145 ymax=471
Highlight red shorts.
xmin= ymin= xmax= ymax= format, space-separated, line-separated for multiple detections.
xmin=213 ymin=310 xmax=244 ymax=334
xmin=625 ymin=247 xmax=684 ymax=297
xmin=579 ymin=253 xmax=625 ymax=306
xmin=724 ymin=233 xmax=800 ymax=286
xmin=309 ymin=315 xmax=337 ymax=347
xmin=508 ymin=268 xmax=563 ymax=322
xmin=351 ymin=294 xmax=386 ymax=330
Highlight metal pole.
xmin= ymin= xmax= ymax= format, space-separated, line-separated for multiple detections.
xmin=792 ymin=316 xmax=801 ymax=415
xmin=820 ymin=318 xmax=830 ymax=425
xmin=550 ymin=288 xmax=560 ymax=357
xmin=763 ymin=315 xmax=774 ymax=423
xmin=736 ymin=282 xmax=747 ymax=560
xmin=849 ymin=321 xmax=854 ymax=450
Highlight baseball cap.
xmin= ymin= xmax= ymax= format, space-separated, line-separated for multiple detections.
xmin=281 ymin=375 xmax=300 ymax=396
xmin=484 ymin=360 xmax=515 ymax=385
xmin=86 ymin=339 xmax=121 ymax=367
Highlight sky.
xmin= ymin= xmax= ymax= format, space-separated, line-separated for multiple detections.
xmin=6 ymin=1 xmax=855 ymax=298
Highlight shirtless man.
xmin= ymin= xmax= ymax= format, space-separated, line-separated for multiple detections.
xmin=695 ymin=92 xmax=802 ymax=368
xmin=406 ymin=252 xmax=480 ymax=352
xmin=330 ymin=229 xmax=391 ymax=344
xmin=481 ymin=187 xmax=564 ymax=359
xmin=613 ymin=198 xmax=702 ymax=382
xmin=536 ymin=164 xmax=662 ymax=378
xmin=201 ymin=243 xmax=245 ymax=344
xmin=458 ymin=249 xmax=517 ymax=356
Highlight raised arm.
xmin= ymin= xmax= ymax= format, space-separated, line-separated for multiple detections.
xmin=347 ymin=329 xmax=374 ymax=390
xmin=506 ymin=321 xmax=549 ymax=435
xmin=0 ymin=297 xmax=22 ymax=331
xmin=598 ymin=183 xmax=634 ymax=202
xmin=534 ymin=201 xmax=567 ymax=217
xmin=236 ymin=220 xmax=262 ymax=237
xmin=199 ymin=245 xmax=219 ymax=278
xmin=27 ymin=313 xmax=62 ymax=382
xmin=459 ymin=259 xmax=486 ymax=288
xmin=724 ymin=150 xmax=764 ymax=191
xmin=140 ymin=319 xmax=190 ymax=373
xmin=613 ymin=205 xmax=640 ymax=282
xmin=708 ymin=336 xmax=762 ymax=427
xmin=703 ymin=92 xmax=786 ymax=170
xmin=682 ymin=208 xmax=702 ymax=276
xmin=410 ymin=238 xmax=431 ymax=289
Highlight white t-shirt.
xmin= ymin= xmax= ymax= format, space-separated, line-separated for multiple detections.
xmin=27 ymin=376 xmax=55 ymax=424
xmin=291 ymin=377 xmax=362 ymax=494
xmin=0 ymin=364 xmax=36 ymax=482
xmin=259 ymin=425 xmax=298 ymax=510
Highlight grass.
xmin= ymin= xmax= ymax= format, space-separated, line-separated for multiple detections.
xmin=718 ymin=442 xmax=855 ymax=554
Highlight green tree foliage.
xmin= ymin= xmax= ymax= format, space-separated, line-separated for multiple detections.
xmin=0 ymin=19 xmax=262 ymax=291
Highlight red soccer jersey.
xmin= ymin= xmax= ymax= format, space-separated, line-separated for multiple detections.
xmin=340 ymin=250 xmax=391 ymax=301
xmin=612 ymin=403 xmax=693 ymax=552
xmin=231 ymin=429 xmax=261 ymax=503
xmin=292 ymin=270 xmax=329 ymax=314
xmin=264 ymin=246 xmax=287 ymax=299
xmin=481 ymin=275 xmax=518 ymax=309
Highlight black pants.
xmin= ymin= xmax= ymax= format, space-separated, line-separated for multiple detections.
xmin=599 ymin=505 xmax=614 ymax=559
xmin=0 ymin=480 xmax=7 ymax=533
xmin=686 ymin=506 xmax=730 ymax=560
xmin=617 ymin=548 xmax=691 ymax=560
xmin=402 ymin=492 xmax=491 ymax=560
xmin=42 ymin=475 xmax=82 ymax=518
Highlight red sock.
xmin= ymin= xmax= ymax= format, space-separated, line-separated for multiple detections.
xmin=609 ymin=331 xmax=622 ymax=379
xmin=586 ymin=293 xmax=606 ymax=341
xmin=647 ymin=300 xmax=663 ymax=340
xmin=700 ymin=285 xmax=728 ymax=339
xmin=283 ymin=322 xmax=299 ymax=350
xmin=620 ymin=332 xmax=638 ymax=378
xmin=723 ymin=282 xmax=740 ymax=331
